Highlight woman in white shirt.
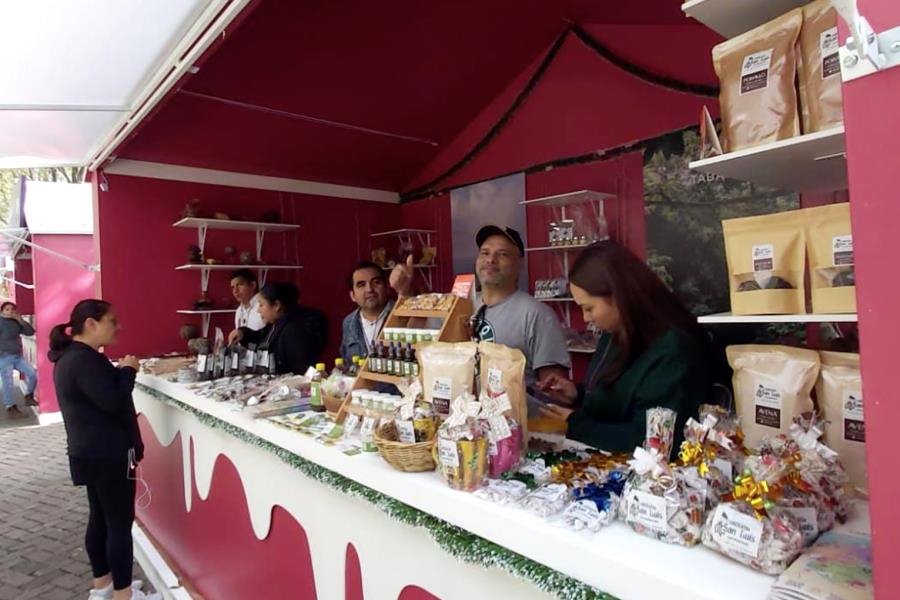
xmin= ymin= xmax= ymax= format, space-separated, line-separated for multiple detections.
xmin=230 ymin=269 xmax=265 ymax=331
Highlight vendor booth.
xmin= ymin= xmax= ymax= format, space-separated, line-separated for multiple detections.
xmin=9 ymin=0 xmax=900 ymax=598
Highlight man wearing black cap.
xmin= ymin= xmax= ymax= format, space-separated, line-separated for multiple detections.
xmin=471 ymin=225 xmax=571 ymax=390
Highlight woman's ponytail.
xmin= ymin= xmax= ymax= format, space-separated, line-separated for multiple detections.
xmin=47 ymin=300 xmax=111 ymax=363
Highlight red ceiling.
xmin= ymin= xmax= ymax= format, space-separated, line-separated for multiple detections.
xmin=116 ymin=0 xmax=701 ymax=191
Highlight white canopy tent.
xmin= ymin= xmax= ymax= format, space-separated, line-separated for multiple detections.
xmin=0 ymin=0 xmax=245 ymax=170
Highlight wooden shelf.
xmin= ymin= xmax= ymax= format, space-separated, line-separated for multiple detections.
xmin=521 ymin=190 xmax=614 ymax=207
xmin=525 ymin=243 xmax=593 ymax=253
xmin=173 ymin=217 xmax=299 ymax=232
xmin=698 ymin=312 xmax=859 ymax=324
xmin=689 ymin=127 xmax=847 ymax=193
xmin=681 ymin=0 xmax=810 ymax=38
xmin=371 ymin=228 xmax=435 ymax=237
xmin=390 ymin=308 xmax=451 ymax=319
xmin=176 ymin=309 xmax=235 ymax=315
xmin=175 ymin=264 xmax=303 ymax=271
xmin=358 ymin=371 xmax=404 ymax=385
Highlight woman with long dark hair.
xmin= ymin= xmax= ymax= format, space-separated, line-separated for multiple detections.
xmin=228 ymin=281 xmax=328 ymax=375
xmin=49 ymin=300 xmax=154 ymax=600
xmin=539 ymin=241 xmax=712 ymax=452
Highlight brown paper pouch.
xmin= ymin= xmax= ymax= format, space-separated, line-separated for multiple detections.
xmin=802 ymin=203 xmax=856 ymax=314
xmin=723 ymin=211 xmax=807 ymax=315
xmin=798 ymin=0 xmax=843 ymax=133
xmin=712 ymin=9 xmax=802 ymax=152
xmin=418 ymin=342 xmax=477 ymax=418
xmin=479 ymin=341 xmax=528 ymax=445
xmin=727 ymin=345 xmax=820 ymax=449
xmin=817 ymin=351 xmax=866 ymax=494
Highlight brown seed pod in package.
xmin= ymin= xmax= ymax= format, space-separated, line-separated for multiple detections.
xmin=727 ymin=345 xmax=820 ymax=450
xmin=478 ymin=341 xmax=527 ymax=445
xmin=817 ymin=351 xmax=866 ymax=494
xmin=723 ymin=210 xmax=807 ymax=315
xmin=712 ymin=9 xmax=802 ymax=152
xmin=802 ymin=202 xmax=856 ymax=314
xmin=798 ymin=0 xmax=844 ymax=133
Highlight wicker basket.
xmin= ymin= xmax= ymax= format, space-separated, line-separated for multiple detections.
xmin=374 ymin=422 xmax=436 ymax=472
xmin=323 ymin=393 xmax=347 ymax=415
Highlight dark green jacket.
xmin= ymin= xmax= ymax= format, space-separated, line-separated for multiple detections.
xmin=567 ymin=328 xmax=709 ymax=454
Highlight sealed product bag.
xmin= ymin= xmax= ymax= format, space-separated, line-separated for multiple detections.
xmin=712 ymin=9 xmax=803 ymax=151
xmin=727 ymin=345 xmax=820 ymax=449
xmin=803 ymin=203 xmax=856 ymax=314
xmin=723 ymin=210 xmax=807 ymax=315
xmin=418 ymin=342 xmax=477 ymax=418
xmin=798 ymin=0 xmax=844 ymax=133
xmin=478 ymin=341 xmax=527 ymax=445
xmin=817 ymin=351 xmax=867 ymax=493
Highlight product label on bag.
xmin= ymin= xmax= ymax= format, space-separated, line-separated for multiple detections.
xmin=710 ymin=505 xmax=763 ymax=557
xmin=821 ymin=28 xmax=841 ymax=78
xmin=489 ymin=415 xmax=512 ymax=440
xmin=754 ymin=383 xmax=783 ymax=428
xmin=783 ymin=507 xmax=819 ymax=545
xmin=566 ymin=500 xmax=603 ymax=524
xmin=752 ymin=244 xmax=775 ymax=271
xmin=488 ymin=367 xmax=503 ymax=391
xmin=395 ymin=419 xmax=417 ymax=444
xmin=360 ymin=416 xmax=376 ymax=438
xmin=741 ymin=49 xmax=773 ymax=94
xmin=343 ymin=414 xmax=360 ymax=437
xmin=625 ymin=490 xmax=668 ymax=533
xmin=842 ymin=389 xmax=865 ymax=442
xmin=438 ymin=438 xmax=460 ymax=468
xmin=712 ymin=458 xmax=734 ymax=481
xmin=832 ymin=235 xmax=854 ymax=266
xmin=432 ymin=377 xmax=452 ymax=414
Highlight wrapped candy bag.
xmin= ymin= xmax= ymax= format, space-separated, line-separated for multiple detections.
xmin=479 ymin=392 xmax=523 ymax=478
xmin=435 ymin=393 xmax=488 ymax=491
xmin=702 ymin=462 xmax=805 ymax=574
xmin=394 ymin=380 xmax=436 ymax=443
xmin=521 ymin=483 xmax=570 ymax=518
xmin=646 ymin=407 xmax=677 ymax=460
xmin=503 ymin=457 xmax=552 ymax=489
xmin=619 ymin=447 xmax=706 ymax=546
xmin=674 ymin=415 xmax=740 ymax=508
xmin=559 ymin=471 xmax=628 ymax=532
xmin=474 ymin=478 xmax=530 ymax=505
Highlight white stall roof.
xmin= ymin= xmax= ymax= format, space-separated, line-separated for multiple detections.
xmin=0 ymin=1 xmax=214 ymax=168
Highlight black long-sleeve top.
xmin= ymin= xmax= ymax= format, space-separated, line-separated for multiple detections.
xmin=239 ymin=307 xmax=328 ymax=375
xmin=51 ymin=342 xmax=143 ymax=468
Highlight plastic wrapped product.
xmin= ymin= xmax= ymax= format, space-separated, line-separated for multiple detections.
xmin=521 ymin=483 xmax=570 ymax=518
xmin=435 ymin=393 xmax=488 ymax=491
xmin=419 ymin=342 xmax=477 ymax=417
xmin=474 ymin=479 xmax=530 ymax=505
xmin=702 ymin=502 xmax=804 ymax=574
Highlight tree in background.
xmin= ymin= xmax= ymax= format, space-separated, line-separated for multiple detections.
xmin=0 ymin=167 xmax=84 ymax=227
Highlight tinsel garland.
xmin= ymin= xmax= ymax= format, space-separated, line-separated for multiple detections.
xmin=137 ymin=384 xmax=616 ymax=600
xmin=402 ymin=25 xmax=717 ymax=201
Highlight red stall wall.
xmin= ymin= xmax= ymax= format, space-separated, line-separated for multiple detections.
xmin=95 ymin=174 xmax=399 ymax=360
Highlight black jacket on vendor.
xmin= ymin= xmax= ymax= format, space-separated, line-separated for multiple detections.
xmin=51 ymin=342 xmax=144 ymax=465
xmin=240 ymin=307 xmax=328 ymax=375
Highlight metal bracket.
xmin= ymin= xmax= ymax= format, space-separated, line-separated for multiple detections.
xmin=255 ymin=228 xmax=265 ymax=262
xmin=832 ymin=0 xmax=900 ymax=82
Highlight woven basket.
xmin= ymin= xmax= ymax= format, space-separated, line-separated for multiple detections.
xmin=374 ymin=422 xmax=436 ymax=472
xmin=323 ymin=393 xmax=347 ymax=415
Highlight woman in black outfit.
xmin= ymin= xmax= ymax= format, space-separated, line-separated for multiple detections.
xmin=228 ymin=281 xmax=328 ymax=374
xmin=49 ymin=300 xmax=153 ymax=600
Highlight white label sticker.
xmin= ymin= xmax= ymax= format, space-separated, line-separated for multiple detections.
xmin=432 ymin=377 xmax=453 ymax=400
xmin=842 ymin=388 xmax=865 ymax=442
xmin=488 ymin=438 xmax=498 ymax=456
xmin=565 ymin=500 xmax=603 ymax=525
xmin=712 ymin=458 xmax=734 ymax=482
xmin=494 ymin=392 xmax=512 ymax=415
xmin=489 ymin=415 xmax=512 ymax=440
xmin=487 ymin=367 xmax=503 ymax=392
xmin=438 ymin=438 xmax=459 ymax=468
xmin=820 ymin=27 xmax=841 ymax=78
xmin=360 ymin=416 xmax=376 ymax=438
xmin=752 ymin=244 xmax=775 ymax=272
xmin=343 ymin=414 xmax=360 ymax=437
xmin=196 ymin=355 xmax=207 ymax=373
xmin=245 ymin=351 xmax=256 ymax=368
xmin=832 ymin=235 xmax=854 ymax=266
xmin=783 ymin=507 xmax=819 ymax=545
xmin=258 ymin=350 xmax=270 ymax=368
xmin=740 ymin=49 xmax=773 ymax=94
xmin=710 ymin=505 xmax=764 ymax=558
xmin=754 ymin=383 xmax=783 ymax=429
xmin=395 ymin=419 xmax=417 ymax=444
xmin=625 ymin=491 xmax=668 ymax=533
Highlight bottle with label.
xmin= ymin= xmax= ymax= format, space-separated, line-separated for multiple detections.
xmin=196 ymin=346 xmax=211 ymax=382
xmin=332 ymin=358 xmax=346 ymax=376
xmin=348 ymin=356 xmax=360 ymax=376
xmin=391 ymin=343 xmax=401 ymax=376
xmin=228 ymin=344 xmax=242 ymax=377
xmin=205 ymin=347 xmax=215 ymax=381
xmin=243 ymin=343 xmax=257 ymax=375
xmin=369 ymin=343 xmax=380 ymax=374
xmin=309 ymin=362 xmax=327 ymax=412
xmin=267 ymin=350 xmax=278 ymax=375
xmin=213 ymin=348 xmax=225 ymax=380
xmin=384 ymin=342 xmax=394 ymax=376
xmin=409 ymin=346 xmax=419 ymax=378
xmin=255 ymin=345 xmax=270 ymax=376
xmin=404 ymin=343 xmax=414 ymax=377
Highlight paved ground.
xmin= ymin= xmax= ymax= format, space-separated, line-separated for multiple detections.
xmin=0 ymin=414 xmax=150 ymax=600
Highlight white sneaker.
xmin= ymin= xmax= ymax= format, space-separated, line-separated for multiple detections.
xmin=87 ymin=580 xmax=144 ymax=600
xmin=130 ymin=588 xmax=160 ymax=600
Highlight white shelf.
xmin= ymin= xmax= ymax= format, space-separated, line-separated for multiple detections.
xmin=176 ymin=309 xmax=235 ymax=315
xmin=681 ymin=0 xmax=810 ymax=38
xmin=371 ymin=228 xmax=435 ymax=237
xmin=173 ymin=217 xmax=299 ymax=232
xmin=175 ymin=264 xmax=303 ymax=271
xmin=525 ymin=243 xmax=593 ymax=253
xmin=521 ymin=190 xmax=614 ymax=207
xmin=537 ymin=297 xmax=574 ymax=302
xmin=698 ymin=312 xmax=858 ymax=324
xmin=568 ymin=347 xmax=595 ymax=354
xmin=689 ymin=126 xmax=847 ymax=192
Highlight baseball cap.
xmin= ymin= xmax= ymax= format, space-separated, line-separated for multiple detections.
xmin=476 ymin=225 xmax=525 ymax=257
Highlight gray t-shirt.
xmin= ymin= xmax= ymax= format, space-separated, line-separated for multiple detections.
xmin=474 ymin=290 xmax=571 ymax=379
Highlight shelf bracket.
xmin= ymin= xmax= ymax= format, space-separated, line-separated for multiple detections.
xmin=200 ymin=268 xmax=210 ymax=294
xmin=832 ymin=0 xmax=900 ymax=82
xmin=255 ymin=228 xmax=265 ymax=262
xmin=197 ymin=224 xmax=208 ymax=256
xmin=201 ymin=313 xmax=211 ymax=337
xmin=259 ymin=268 xmax=269 ymax=287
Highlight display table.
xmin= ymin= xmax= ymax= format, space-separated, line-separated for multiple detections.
xmin=134 ymin=374 xmax=787 ymax=600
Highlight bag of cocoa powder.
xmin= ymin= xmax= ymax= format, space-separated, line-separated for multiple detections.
xmin=817 ymin=351 xmax=866 ymax=494
xmin=798 ymin=0 xmax=844 ymax=133
xmin=712 ymin=9 xmax=803 ymax=152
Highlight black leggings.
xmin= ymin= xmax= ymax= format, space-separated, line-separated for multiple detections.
xmin=85 ymin=476 xmax=136 ymax=590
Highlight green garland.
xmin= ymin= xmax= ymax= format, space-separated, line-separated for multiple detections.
xmin=136 ymin=383 xmax=617 ymax=600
